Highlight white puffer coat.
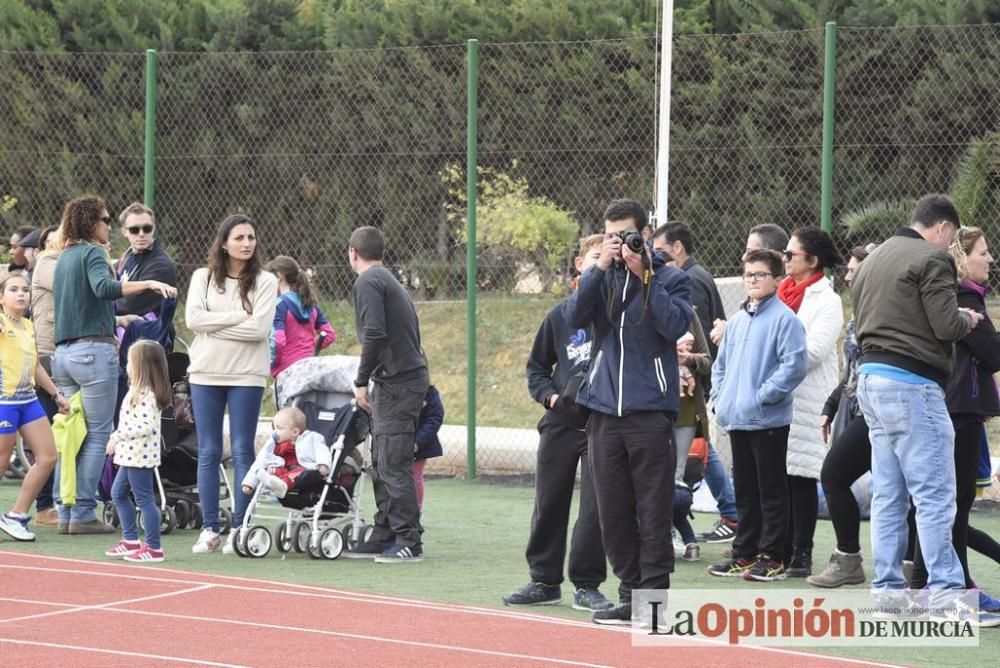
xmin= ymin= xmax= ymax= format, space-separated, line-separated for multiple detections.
xmin=786 ymin=276 xmax=844 ymax=479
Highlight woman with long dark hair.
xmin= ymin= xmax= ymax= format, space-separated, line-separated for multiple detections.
xmin=186 ymin=214 xmax=277 ymax=554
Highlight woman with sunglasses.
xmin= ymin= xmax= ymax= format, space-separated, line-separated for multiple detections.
xmin=51 ymin=196 xmax=176 ymax=534
xmin=113 ymin=203 xmax=178 ymax=319
xmin=776 ymin=227 xmax=844 ymax=578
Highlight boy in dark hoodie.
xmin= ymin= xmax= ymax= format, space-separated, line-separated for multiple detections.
xmin=503 ymin=234 xmax=613 ymax=613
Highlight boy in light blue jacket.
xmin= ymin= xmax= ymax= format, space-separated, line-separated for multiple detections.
xmin=707 ymin=248 xmax=808 ymax=582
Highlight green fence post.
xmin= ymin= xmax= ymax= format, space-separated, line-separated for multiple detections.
xmin=144 ymin=49 xmax=158 ymax=209
xmin=466 ymin=39 xmax=479 ymax=480
xmin=820 ymin=22 xmax=837 ymax=233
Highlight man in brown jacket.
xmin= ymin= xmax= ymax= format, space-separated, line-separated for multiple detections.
xmin=851 ymin=194 xmax=982 ymax=607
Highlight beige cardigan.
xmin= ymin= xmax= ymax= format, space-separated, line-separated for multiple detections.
xmin=30 ymin=252 xmax=59 ymax=356
xmin=185 ymin=267 xmax=277 ymax=387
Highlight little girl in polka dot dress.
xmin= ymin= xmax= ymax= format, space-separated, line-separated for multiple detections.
xmin=103 ymin=340 xmax=173 ymax=563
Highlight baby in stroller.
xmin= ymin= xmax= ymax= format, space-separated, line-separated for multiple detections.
xmin=241 ymin=406 xmax=331 ymax=499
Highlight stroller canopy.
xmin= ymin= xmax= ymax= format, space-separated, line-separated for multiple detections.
xmin=275 ymin=355 xmax=360 ymax=408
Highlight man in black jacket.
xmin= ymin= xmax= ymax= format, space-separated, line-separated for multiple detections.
xmin=115 ymin=203 xmax=178 ymax=318
xmin=503 ymin=234 xmax=612 ymax=613
xmin=344 ymin=226 xmax=429 ymax=563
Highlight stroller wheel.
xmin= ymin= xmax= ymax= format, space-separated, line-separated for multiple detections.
xmin=231 ymin=527 xmax=249 ymax=558
xmin=161 ymin=506 xmax=177 ymax=535
xmin=173 ymin=500 xmax=190 ymax=529
xmin=244 ymin=526 xmax=272 ymax=558
xmin=103 ymin=504 xmax=119 ymax=529
xmin=276 ymin=522 xmax=294 ymax=553
xmin=307 ymin=531 xmax=323 ymax=560
xmin=293 ymin=523 xmax=310 ymax=554
xmin=318 ymin=527 xmax=345 ymax=560
xmin=219 ymin=507 xmax=233 ymax=535
xmin=189 ymin=503 xmax=203 ymax=530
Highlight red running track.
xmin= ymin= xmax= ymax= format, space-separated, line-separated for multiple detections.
xmin=0 ymin=551 xmax=905 ymax=667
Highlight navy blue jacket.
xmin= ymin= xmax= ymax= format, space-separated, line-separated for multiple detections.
xmin=567 ymin=256 xmax=693 ymax=416
xmin=415 ymin=385 xmax=444 ymax=461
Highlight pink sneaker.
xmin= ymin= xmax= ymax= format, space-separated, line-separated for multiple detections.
xmin=105 ymin=540 xmax=142 ymax=558
xmin=123 ymin=545 xmax=165 ymax=563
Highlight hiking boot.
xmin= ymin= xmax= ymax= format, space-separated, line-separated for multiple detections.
xmin=0 ymin=512 xmax=35 ymax=541
xmin=682 ymin=542 xmax=701 ymax=562
xmin=343 ymin=539 xmax=392 ymax=559
xmin=698 ymin=518 xmax=737 ymax=544
xmin=374 ymin=543 xmax=423 ymax=563
xmin=707 ymin=555 xmax=757 ymax=577
xmin=68 ymin=520 xmax=114 ymax=535
xmin=503 ymin=582 xmax=561 ymax=607
xmin=593 ymin=602 xmax=633 ymax=626
xmin=35 ymin=507 xmax=59 ymax=527
xmin=807 ymin=550 xmax=865 ymax=588
xmin=786 ymin=547 xmax=812 ymax=578
xmin=743 ymin=555 xmax=787 ymax=582
xmin=573 ymin=587 xmax=613 ymax=611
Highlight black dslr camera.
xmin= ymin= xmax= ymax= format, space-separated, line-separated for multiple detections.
xmin=615 ymin=229 xmax=645 ymax=253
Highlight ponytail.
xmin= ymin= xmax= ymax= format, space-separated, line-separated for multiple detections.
xmin=266 ymin=255 xmax=316 ymax=309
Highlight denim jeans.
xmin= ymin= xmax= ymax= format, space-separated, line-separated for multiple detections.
xmin=191 ymin=384 xmax=264 ymax=533
xmin=112 ymin=465 xmax=160 ymax=549
xmin=856 ymin=373 xmax=964 ymax=591
xmin=704 ymin=441 xmax=738 ymax=521
xmin=52 ymin=341 xmax=119 ymax=524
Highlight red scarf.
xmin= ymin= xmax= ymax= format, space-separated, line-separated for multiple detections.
xmin=777 ymin=271 xmax=824 ymax=313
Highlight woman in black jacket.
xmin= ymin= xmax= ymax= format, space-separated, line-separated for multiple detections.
xmin=910 ymin=227 xmax=1000 ymax=602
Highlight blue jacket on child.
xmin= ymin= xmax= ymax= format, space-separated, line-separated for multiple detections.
xmin=710 ymin=293 xmax=808 ymax=431
xmin=567 ymin=254 xmax=693 ymax=417
xmin=415 ymin=385 xmax=444 ymax=461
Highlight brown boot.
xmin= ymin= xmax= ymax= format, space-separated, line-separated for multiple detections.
xmin=807 ymin=551 xmax=866 ymax=588
xmin=35 ymin=508 xmax=60 ymax=527
xmin=68 ymin=520 xmax=114 ymax=535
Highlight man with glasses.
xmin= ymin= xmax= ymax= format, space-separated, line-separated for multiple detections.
xmin=114 ymin=203 xmax=177 ymax=318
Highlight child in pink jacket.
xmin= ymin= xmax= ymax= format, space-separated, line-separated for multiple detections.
xmin=267 ymin=256 xmax=336 ymax=377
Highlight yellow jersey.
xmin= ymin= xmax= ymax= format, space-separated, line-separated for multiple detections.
xmin=0 ymin=312 xmax=38 ymax=402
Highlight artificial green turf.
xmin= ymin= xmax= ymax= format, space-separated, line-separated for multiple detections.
xmin=2 ymin=476 xmax=998 ymax=666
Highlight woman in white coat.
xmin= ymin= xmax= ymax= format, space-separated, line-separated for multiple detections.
xmin=776 ymin=227 xmax=844 ymax=578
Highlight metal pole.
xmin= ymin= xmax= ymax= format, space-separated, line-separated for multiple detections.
xmin=654 ymin=1 xmax=674 ymax=225
xmin=144 ymin=49 xmax=158 ymax=209
xmin=820 ymin=22 xmax=837 ymax=233
xmin=466 ymin=39 xmax=479 ymax=479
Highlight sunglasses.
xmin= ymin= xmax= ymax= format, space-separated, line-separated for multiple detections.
xmin=127 ymin=225 xmax=154 ymax=235
xmin=782 ymin=249 xmax=807 ymax=261
xmin=99 ymin=215 xmax=112 ymax=224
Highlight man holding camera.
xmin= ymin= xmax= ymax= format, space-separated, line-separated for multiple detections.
xmin=568 ymin=199 xmax=693 ymax=625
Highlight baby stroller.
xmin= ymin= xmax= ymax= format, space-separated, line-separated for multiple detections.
xmin=233 ymin=355 xmax=372 ymax=560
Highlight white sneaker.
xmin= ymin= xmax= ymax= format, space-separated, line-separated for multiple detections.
xmin=222 ymin=531 xmax=237 ymax=555
xmin=672 ymin=536 xmax=686 ymax=554
xmin=265 ymin=474 xmax=288 ymax=499
xmin=0 ymin=513 xmax=35 ymax=542
xmin=192 ymin=529 xmax=221 ymax=554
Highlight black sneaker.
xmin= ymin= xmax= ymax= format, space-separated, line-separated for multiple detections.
xmin=343 ymin=539 xmax=392 ymax=559
xmin=743 ymin=555 xmax=787 ymax=582
xmin=707 ymin=556 xmax=757 ymax=577
xmin=698 ymin=518 xmax=738 ymax=544
xmin=374 ymin=543 xmax=423 ymax=563
xmin=503 ymin=582 xmax=561 ymax=606
xmin=572 ymin=587 xmax=614 ymax=611
xmin=593 ymin=602 xmax=632 ymax=626
xmin=785 ymin=548 xmax=812 ymax=578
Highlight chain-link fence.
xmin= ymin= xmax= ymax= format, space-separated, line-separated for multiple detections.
xmin=4 ymin=25 xmax=1000 ymax=476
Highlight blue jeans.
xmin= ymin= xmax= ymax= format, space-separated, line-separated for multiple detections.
xmin=856 ymin=373 xmax=964 ymax=590
xmin=112 ymin=465 xmax=160 ymax=549
xmin=191 ymin=384 xmax=264 ymax=533
xmin=704 ymin=441 xmax=738 ymax=522
xmin=52 ymin=341 xmax=119 ymax=524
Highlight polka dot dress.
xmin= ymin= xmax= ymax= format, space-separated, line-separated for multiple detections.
xmin=111 ymin=389 xmax=162 ymax=468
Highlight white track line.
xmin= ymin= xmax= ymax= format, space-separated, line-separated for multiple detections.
xmin=0 ymin=551 xmax=908 ymax=668
xmin=0 ymin=595 xmax=611 ymax=668
xmin=0 ymin=583 xmax=213 ymax=624
xmin=0 ymin=638 xmax=249 ymax=667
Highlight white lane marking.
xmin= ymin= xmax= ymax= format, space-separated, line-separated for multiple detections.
xmin=0 ymin=638 xmax=249 ymax=667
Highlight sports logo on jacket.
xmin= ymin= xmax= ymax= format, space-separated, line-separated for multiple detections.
xmin=566 ymin=329 xmax=591 ymax=365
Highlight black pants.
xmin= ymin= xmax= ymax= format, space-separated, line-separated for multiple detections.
xmin=820 ymin=414 xmax=871 ymax=554
xmin=35 ymin=353 xmax=58 ymax=511
xmin=730 ymin=427 xmax=789 ymax=561
xmin=368 ymin=375 xmax=428 ymax=547
xmin=587 ymin=411 xmax=675 ymax=600
xmin=525 ymin=416 xmax=606 ymax=589
xmin=911 ymin=420 xmax=980 ymax=588
xmin=785 ymin=476 xmax=819 ymax=560
xmin=969 ymin=525 xmax=1000 ymax=565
